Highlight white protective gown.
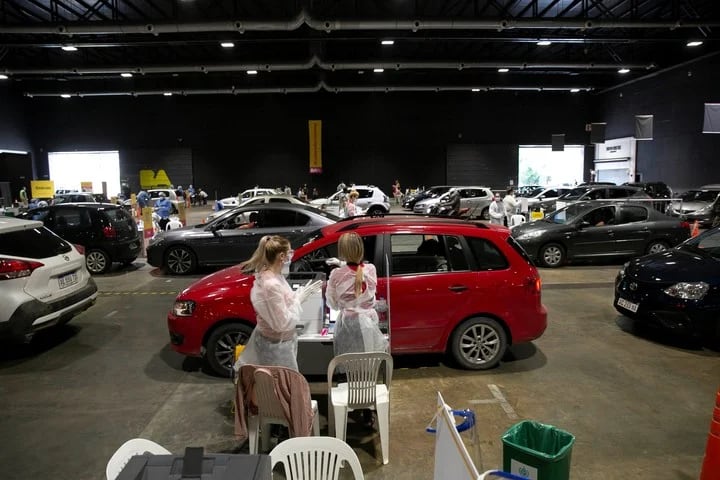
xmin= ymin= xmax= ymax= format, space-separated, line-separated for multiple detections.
xmin=489 ymin=200 xmax=505 ymax=225
xmin=234 ymin=269 xmax=303 ymax=371
xmin=326 ymin=263 xmax=388 ymax=356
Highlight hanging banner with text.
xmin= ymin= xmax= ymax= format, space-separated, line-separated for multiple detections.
xmin=308 ymin=120 xmax=322 ymax=174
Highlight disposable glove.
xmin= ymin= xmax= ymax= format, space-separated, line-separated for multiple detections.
xmin=296 ymin=279 xmax=323 ymax=304
xmin=325 ymin=257 xmax=346 ymax=267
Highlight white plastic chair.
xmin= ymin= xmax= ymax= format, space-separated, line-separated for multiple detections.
xmin=105 ymin=438 xmax=170 ymax=480
xmin=248 ymin=367 xmax=320 ymax=454
xmin=270 ymin=436 xmax=364 ymax=480
xmin=327 ymin=352 xmax=393 ymax=465
xmin=510 ymin=214 xmax=526 ymax=227
xmin=165 ymin=217 xmax=183 ymax=230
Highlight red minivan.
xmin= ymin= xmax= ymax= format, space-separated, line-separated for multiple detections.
xmin=168 ymin=216 xmax=547 ymax=376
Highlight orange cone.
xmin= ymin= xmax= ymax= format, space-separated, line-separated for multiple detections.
xmin=691 ymin=220 xmax=700 ymax=238
xmin=700 ymin=387 xmax=720 ymax=480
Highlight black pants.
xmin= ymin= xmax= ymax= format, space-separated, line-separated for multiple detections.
xmin=158 ymin=217 xmax=169 ymax=231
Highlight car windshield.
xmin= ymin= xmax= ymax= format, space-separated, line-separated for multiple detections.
xmin=679 ymin=190 xmax=720 ymax=202
xmin=559 ymin=187 xmax=592 ymax=200
xmin=518 ymin=187 xmax=544 ymax=198
xmin=679 ymin=228 xmax=720 ymax=259
xmin=545 ymin=204 xmax=589 ymax=224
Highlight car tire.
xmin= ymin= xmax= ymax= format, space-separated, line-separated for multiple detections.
xmin=538 ymin=243 xmax=565 ymax=268
xmin=366 ymin=206 xmax=385 ymax=217
xmin=205 ymin=322 xmax=254 ymax=377
xmin=480 ymin=207 xmax=490 ymax=221
xmin=646 ymin=240 xmax=669 ymax=255
xmin=86 ymin=249 xmax=111 ymax=274
xmin=165 ymin=246 xmax=197 ymax=275
xmin=449 ymin=317 xmax=507 ymax=370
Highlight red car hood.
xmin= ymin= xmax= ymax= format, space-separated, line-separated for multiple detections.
xmin=178 ymin=265 xmax=254 ymax=300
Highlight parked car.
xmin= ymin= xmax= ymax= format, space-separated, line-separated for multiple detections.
xmin=219 ymin=188 xmax=281 ymax=208
xmin=414 ymin=187 xmax=494 ymax=220
xmin=0 ymin=217 xmax=97 ymax=342
xmin=205 ymin=194 xmax=310 ymax=223
xmin=17 ymin=203 xmax=142 ymax=274
xmin=614 ymin=225 xmax=720 ymax=344
xmin=310 ymin=185 xmax=391 ymax=216
xmin=524 ymin=187 xmax=574 ymax=213
xmin=167 ymin=215 xmax=547 ymax=376
xmin=667 ymin=186 xmax=720 ymax=227
xmin=148 ymin=189 xmax=179 ymax=213
xmin=52 ymin=192 xmax=98 ymax=204
xmin=555 ymin=185 xmax=651 ymax=210
xmin=402 ymin=185 xmax=453 ymax=210
xmin=512 ymin=201 xmax=691 ymax=268
xmin=147 ymin=203 xmax=340 ymax=275
xmin=622 ymin=181 xmax=673 ymax=212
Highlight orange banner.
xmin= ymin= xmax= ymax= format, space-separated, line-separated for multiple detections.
xmin=309 ymin=120 xmax=322 ymax=174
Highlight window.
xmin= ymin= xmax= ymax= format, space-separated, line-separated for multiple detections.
xmin=260 ymin=210 xmax=309 ymax=227
xmin=617 ymin=206 xmax=648 ymax=224
xmin=446 ymin=236 xmax=469 ymax=271
xmin=55 ymin=208 xmax=91 ymax=229
xmin=390 ymin=234 xmax=449 ymax=275
xmin=608 ymin=188 xmax=632 ymax=199
xmin=468 ymin=237 xmax=509 ymax=270
xmin=356 ymin=189 xmax=373 ymax=199
xmin=0 ymin=227 xmax=71 ymax=258
xmin=586 ymin=189 xmax=607 ymax=200
xmin=582 ymin=206 xmax=616 ymax=226
xmin=268 ymin=198 xmax=290 ymax=203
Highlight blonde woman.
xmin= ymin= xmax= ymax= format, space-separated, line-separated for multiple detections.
xmin=233 ymin=235 xmax=321 ymax=371
xmin=325 ymin=232 xmax=388 ymax=356
xmin=344 ymin=190 xmax=360 ymax=217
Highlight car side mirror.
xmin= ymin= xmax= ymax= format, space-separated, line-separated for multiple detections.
xmin=578 ymin=221 xmax=591 ymax=229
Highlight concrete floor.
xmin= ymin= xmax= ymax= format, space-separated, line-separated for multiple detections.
xmin=1 ymin=204 xmax=718 ymax=480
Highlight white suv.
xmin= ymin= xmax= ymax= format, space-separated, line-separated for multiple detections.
xmin=0 ymin=217 xmax=97 ymax=342
xmin=311 ymin=185 xmax=391 ymax=216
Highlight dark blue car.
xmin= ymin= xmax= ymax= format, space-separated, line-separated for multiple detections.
xmin=614 ymin=226 xmax=720 ymax=342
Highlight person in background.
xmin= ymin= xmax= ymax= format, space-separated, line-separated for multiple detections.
xmin=154 ymin=192 xmax=172 ymax=231
xmin=392 ymin=179 xmax=402 ymax=205
xmin=345 ymin=190 xmax=360 ymax=217
xmin=186 ymin=185 xmax=195 ymax=208
xmin=19 ymin=186 xmax=28 ymax=208
xmin=198 ymin=188 xmax=208 ymax=205
xmin=136 ymin=189 xmax=150 ymax=217
xmin=312 ymin=187 xmax=319 ymax=199
xmin=233 ymin=235 xmax=322 ymax=371
xmin=503 ymin=187 xmax=518 ymax=226
xmin=337 ymin=181 xmax=346 ymax=192
xmin=284 ymin=185 xmax=292 ymax=196
xmin=489 ymin=193 xmax=505 ymax=225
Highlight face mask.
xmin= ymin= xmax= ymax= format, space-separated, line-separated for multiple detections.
xmin=282 ymin=250 xmax=294 ymax=266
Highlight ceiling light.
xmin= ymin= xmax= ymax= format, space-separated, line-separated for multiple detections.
xmin=60 ymin=94 xmax=71 ymax=98
xmin=373 ymin=68 xmax=384 ymax=73
xmin=247 ymin=70 xmax=258 ymax=75
xmin=536 ymin=40 xmax=552 ymax=46
xmin=381 ymin=40 xmax=395 ymax=46
xmin=618 ymin=68 xmax=630 ymax=74
xmin=498 ymin=68 xmax=509 ymax=73
xmin=686 ymin=40 xmax=703 ymax=47
xmin=570 ymin=88 xmax=580 ymax=93
xmin=471 ymin=88 xmax=480 ymax=92
xmin=220 ymin=42 xmax=235 ymax=48
xmin=61 ymin=46 xmax=78 ymax=52
xmin=120 ymin=73 xmax=133 ymax=78
xmin=163 ymin=92 xmax=173 ymax=96
xmin=0 ymin=74 xmax=8 ymax=80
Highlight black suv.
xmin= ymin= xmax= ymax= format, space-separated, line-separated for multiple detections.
xmin=18 ymin=203 xmax=141 ymax=274
xmin=623 ymin=182 xmax=673 ymax=212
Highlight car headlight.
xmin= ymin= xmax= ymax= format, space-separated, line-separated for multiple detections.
xmin=516 ymin=230 xmax=544 ymax=240
xmin=173 ymin=300 xmax=196 ymax=316
xmin=663 ymin=282 xmax=709 ymax=300
xmin=618 ymin=261 xmax=630 ymax=278
xmin=695 ymin=205 xmax=711 ymax=214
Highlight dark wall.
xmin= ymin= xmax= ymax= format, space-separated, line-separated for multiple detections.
xmin=26 ymin=91 xmax=591 ymax=198
xmin=0 ymin=86 xmax=32 ymax=153
xmin=594 ymin=53 xmax=720 ymax=191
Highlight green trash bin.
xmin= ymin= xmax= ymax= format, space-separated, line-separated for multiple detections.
xmin=502 ymin=420 xmax=575 ymax=480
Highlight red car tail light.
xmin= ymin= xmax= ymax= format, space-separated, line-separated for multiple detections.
xmin=525 ymin=275 xmax=542 ymax=297
xmin=102 ymin=226 xmax=117 ymax=239
xmin=0 ymin=257 xmax=44 ymax=280
xmin=74 ymin=244 xmax=86 ymax=255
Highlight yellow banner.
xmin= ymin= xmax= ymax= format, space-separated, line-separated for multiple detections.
xmin=309 ymin=120 xmax=322 ymax=174
xmin=80 ymin=181 xmax=93 ymax=192
xmin=31 ymin=180 xmax=54 ymax=199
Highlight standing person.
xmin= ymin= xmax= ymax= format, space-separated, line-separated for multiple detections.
xmin=154 ymin=192 xmax=172 ymax=231
xmin=312 ymin=187 xmax=319 ymax=199
xmin=489 ymin=193 xmax=505 ymax=225
xmin=19 ymin=186 xmax=28 ymax=208
xmin=325 ymin=232 xmax=388 ymax=356
xmin=336 ymin=181 xmax=346 ymax=192
xmin=198 ymin=188 xmax=208 ymax=205
xmin=233 ymin=235 xmax=322 ymax=371
xmin=502 ymin=187 xmax=518 ymax=226
xmin=284 ymin=185 xmax=292 ymax=196
xmin=345 ymin=190 xmax=360 ymax=217
xmin=136 ymin=189 xmax=150 ymax=217
xmin=392 ymin=180 xmax=402 ymax=205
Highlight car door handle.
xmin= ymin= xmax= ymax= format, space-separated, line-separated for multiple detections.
xmin=449 ymin=285 xmax=468 ymax=292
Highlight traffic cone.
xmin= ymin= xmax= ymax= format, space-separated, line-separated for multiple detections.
xmin=691 ymin=220 xmax=700 ymax=238
xmin=700 ymin=387 xmax=720 ymax=480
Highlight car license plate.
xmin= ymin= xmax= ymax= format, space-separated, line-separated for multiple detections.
xmin=58 ymin=271 xmax=79 ymax=289
xmin=617 ymin=297 xmax=639 ymax=313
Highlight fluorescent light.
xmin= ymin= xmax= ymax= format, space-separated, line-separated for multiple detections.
xmin=687 ymin=40 xmax=703 ymax=47
xmin=618 ymin=68 xmax=630 ymax=74
xmin=247 ymin=70 xmax=258 ymax=75
xmin=570 ymin=88 xmax=580 ymax=93
xmin=381 ymin=40 xmax=395 ymax=46
xmin=60 ymin=94 xmax=71 ymax=98
xmin=373 ymin=68 xmax=384 ymax=73
xmin=61 ymin=46 xmax=78 ymax=52
xmin=0 ymin=74 xmax=8 ymax=80
xmin=163 ymin=92 xmax=173 ymax=96
xmin=220 ymin=42 xmax=235 ymax=48
xmin=120 ymin=73 xmax=133 ymax=78
xmin=536 ymin=40 xmax=552 ymax=46
xmin=498 ymin=68 xmax=509 ymax=73
xmin=471 ymin=88 xmax=480 ymax=92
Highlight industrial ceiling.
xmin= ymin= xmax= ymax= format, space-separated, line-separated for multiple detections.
xmin=0 ymin=0 xmax=718 ymax=97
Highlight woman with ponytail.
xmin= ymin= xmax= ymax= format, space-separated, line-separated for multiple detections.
xmin=325 ymin=232 xmax=388 ymax=356
xmin=233 ymin=235 xmax=322 ymax=371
